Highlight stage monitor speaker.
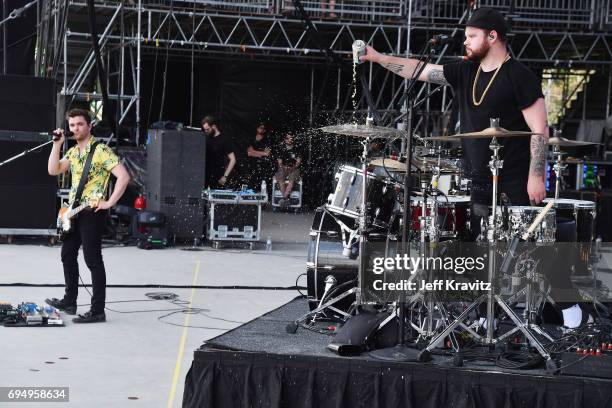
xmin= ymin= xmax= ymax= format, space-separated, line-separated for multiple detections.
xmin=146 ymin=129 xmax=205 ymax=239
xmin=0 ymin=131 xmax=57 ymax=230
xmin=0 ymin=75 xmax=55 ymax=131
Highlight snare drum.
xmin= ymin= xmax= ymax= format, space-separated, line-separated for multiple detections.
xmin=496 ymin=206 xmax=557 ymax=243
xmin=409 ymin=195 xmax=471 ymax=239
xmin=327 ymin=165 xmax=398 ymax=229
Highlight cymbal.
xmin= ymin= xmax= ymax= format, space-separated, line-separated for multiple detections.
xmin=428 ymin=126 xmax=542 ymax=141
xmin=370 ymin=158 xmax=407 ymax=171
xmin=548 ymin=136 xmax=598 ymax=147
xmin=320 ymin=124 xmax=405 ymax=138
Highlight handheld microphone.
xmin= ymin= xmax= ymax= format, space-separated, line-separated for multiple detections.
xmin=428 ymin=35 xmax=454 ymax=46
xmin=40 ymin=131 xmax=74 ymax=141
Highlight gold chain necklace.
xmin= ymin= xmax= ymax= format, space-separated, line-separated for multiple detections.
xmin=472 ymin=55 xmax=511 ymax=106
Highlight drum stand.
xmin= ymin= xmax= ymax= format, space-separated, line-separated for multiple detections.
xmin=551 ymin=144 xmax=566 ymax=200
xmin=417 ymin=119 xmax=556 ymax=369
xmin=409 ymin=181 xmax=459 ymax=344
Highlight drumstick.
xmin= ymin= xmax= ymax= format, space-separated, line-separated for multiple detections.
xmin=521 ymin=200 xmax=555 ymax=241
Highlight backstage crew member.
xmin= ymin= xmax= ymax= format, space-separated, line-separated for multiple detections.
xmin=202 ymin=115 xmax=236 ymax=189
xmin=247 ymin=122 xmax=273 ymax=189
xmin=46 ymin=108 xmax=130 ymax=323
xmin=275 ymin=133 xmax=301 ymax=206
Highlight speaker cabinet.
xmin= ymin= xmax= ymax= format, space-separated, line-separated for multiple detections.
xmin=146 ymin=129 xmax=205 ymax=239
xmin=0 ymin=131 xmax=56 ymax=231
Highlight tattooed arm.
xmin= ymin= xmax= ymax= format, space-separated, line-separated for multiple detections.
xmin=360 ymin=45 xmax=447 ymax=85
xmin=522 ymin=97 xmax=549 ymax=203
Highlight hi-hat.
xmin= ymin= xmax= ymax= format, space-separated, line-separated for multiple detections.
xmin=370 ymin=158 xmax=407 ymax=171
xmin=320 ymin=124 xmax=405 ymax=138
xmin=548 ymin=136 xmax=598 ymax=147
xmin=428 ymin=126 xmax=542 ymax=142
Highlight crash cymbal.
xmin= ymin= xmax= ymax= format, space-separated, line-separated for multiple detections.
xmin=320 ymin=124 xmax=405 ymax=138
xmin=548 ymin=136 xmax=599 ymax=147
xmin=428 ymin=126 xmax=542 ymax=141
xmin=370 ymin=158 xmax=407 ymax=171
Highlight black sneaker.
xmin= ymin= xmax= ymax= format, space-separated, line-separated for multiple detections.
xmin=45 ymin=298 xmax=77 ymax=315
xmin=72 ymin=310 xmax=106 ymax=324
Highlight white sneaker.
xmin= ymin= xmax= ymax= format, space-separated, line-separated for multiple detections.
xmin=562 ymin=304 xmax=593 ymax=329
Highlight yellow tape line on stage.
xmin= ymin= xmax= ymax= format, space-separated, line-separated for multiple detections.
xmin=167 ymin=260 xmax=201 ymax=408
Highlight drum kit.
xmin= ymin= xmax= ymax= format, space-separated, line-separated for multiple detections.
xmin=298 ymin=118 xmax=600 ymax=365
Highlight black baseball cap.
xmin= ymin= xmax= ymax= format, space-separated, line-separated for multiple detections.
xmin=466 ymin=8 xmax=509 ymax=36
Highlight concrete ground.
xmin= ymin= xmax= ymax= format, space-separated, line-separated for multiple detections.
xmin=0 ymin=209 xmax=314 ymax=408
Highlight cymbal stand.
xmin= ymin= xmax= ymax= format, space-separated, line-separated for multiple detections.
xmin=370 ymin=44 xmax=437 ymax=362
xmin=287 ymin=118 xmax=375 ymax=333
xmin=356 ymin=117 xmax=375 ymax=306
xmin=551 ymin=144 xmax=566 ymax=200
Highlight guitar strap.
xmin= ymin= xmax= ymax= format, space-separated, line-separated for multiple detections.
xmin=73 ymin=142 xmax=100 ymax=208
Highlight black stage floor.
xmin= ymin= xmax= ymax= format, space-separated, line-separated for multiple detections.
xmin=183 ymin=297 xmax=612 ymax=408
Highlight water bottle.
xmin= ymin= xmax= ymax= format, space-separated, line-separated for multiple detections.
xmin=352 ymin=40 xmax=366 ymax=64
xmin=266 ymin=236 xmax=272 ymax=252
xmin=261 ymin=180 xmax=267 ymax=195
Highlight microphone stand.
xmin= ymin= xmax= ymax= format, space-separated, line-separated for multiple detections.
xmin=370 ymin=43 xmax=437 ymax=361
xmin=0 ymin=138 xmax=55 ymax=168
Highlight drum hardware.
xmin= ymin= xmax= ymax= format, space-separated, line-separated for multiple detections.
xmin=417 ymin=119 xmax=557 ymax=369
xmin=547 ymin=129 xmax=599 ymax=199
xmin=551 ymin=145 xmax=567 ymax=200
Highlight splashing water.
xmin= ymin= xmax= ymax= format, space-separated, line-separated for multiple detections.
xmin=352 ymin=61 xmax=358 ymax=123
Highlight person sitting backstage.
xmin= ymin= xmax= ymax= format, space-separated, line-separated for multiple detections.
xmin=274 ymin=133 xmax=301 ymax=207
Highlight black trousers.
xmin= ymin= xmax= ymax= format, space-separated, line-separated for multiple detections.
xmin=61 ymin=209 xmax=107 ymax=314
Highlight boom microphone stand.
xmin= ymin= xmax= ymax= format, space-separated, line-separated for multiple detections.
xmin=0 ymin=138 xmax=55 ymax=168
xmin=370 ymin=43 xmax=437 ymax=361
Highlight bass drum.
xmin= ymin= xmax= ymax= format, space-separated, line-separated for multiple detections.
xmin=307 ymin=207 xmax=358 ymax=313
xmin=306 ymin=206 xmax=392 ymax=313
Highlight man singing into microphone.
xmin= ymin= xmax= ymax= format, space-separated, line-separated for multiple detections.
xmin=361 ymin=7 xmax=548 ymax=210
xmin=46 ymin=109 xmax=130 ymax=323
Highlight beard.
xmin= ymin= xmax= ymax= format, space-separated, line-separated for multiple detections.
xmin=466 ymin=42 xmax=490 ymax=62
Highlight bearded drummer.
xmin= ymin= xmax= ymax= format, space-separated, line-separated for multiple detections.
xmin=361 ymin=7 xmax=548 ymax=220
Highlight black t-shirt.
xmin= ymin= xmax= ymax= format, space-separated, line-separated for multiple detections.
xmin=206 ymin=133 xmax=234 ymax=179
xmin=250 ymin=136 xmax=271 ymax=153
xmin=443 ymin=59 xmax=543 ymax=186
xmin=276 ymin=144 xmax=300 ymax=167
xmin=249 ymin=136 xmax=273 ymax=173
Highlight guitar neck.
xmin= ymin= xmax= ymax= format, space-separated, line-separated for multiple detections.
xmin=68 ymin=203 xmax=88 ymax=218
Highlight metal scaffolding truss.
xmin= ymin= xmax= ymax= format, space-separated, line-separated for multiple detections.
xmin=36 ymin=0 xmax=612 ymax=138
